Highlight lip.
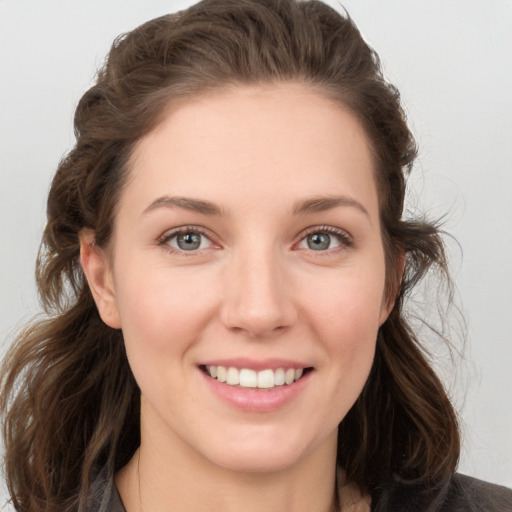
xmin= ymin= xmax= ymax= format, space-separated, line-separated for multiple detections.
xmin=197 ymin=358 xmax=309 ymax=372
xmin=199 ymin=363 xmax=313 ymax=413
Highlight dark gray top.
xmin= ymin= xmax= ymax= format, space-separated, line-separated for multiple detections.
xmin=86 ymin=466 xmax=512 ymax=512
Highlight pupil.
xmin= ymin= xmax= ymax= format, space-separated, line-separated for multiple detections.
xmin=177 ymin=232 xmax=201 ymax=250
xmin=307 ymin=233 xmax=330 ymax=250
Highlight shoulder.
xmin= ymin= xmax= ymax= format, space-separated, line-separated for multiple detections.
xmin=84 ymin=465 xmax=126 ymax=512
xmin=81 ymin=468 xmax=512 ymax=512
xmin=373 ymin=473 xmax=512 ymax=512
xmin=441 ymin=473 xmax=512 ymax=512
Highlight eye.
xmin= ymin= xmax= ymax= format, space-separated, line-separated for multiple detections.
xmin=303 ymin=232 xmax=337 ymax=251
xmin=296 ymin=227 xmax=352 ymax=252
xmin=159 ymin=228 xmax=214 ymax=252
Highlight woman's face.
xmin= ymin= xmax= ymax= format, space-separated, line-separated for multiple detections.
xmin=86 ymin=83 xmax=393 ymax=474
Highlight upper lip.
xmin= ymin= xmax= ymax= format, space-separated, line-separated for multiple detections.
xmin=198 ymin=358 xmax=311 ymax=371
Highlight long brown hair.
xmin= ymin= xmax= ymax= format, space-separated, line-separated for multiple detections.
xmin=1 ymin=1 xmax=459 ymax=510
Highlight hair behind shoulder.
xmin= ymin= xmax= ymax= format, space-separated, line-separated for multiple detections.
xmin=1 ymin=1 xmax=459 ymax=510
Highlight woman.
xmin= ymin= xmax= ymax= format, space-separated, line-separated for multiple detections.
xmin=1 ymin=1 xmax=511 ymax=511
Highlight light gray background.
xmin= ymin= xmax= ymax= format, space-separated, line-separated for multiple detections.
xmin=1 ymin=0 xmax=511 ymax=504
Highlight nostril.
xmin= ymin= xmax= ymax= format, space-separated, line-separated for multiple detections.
xmin=220 ymin=271 xmax=298 ymax=337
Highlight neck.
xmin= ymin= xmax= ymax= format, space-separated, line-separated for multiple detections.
xmin=116 ymin=418 xmax=338 ymax=512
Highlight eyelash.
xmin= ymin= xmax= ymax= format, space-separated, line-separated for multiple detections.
xmin=158 ymin=226 xmax=216 ymax=255
xmin=295 ymin=225 xmax=354 ymax=254
xmin=157 ymin=225 xmax=354 ymax=255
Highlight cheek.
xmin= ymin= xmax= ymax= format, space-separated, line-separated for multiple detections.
xmin=306 ymin=267 xmax=384 ymax=375
xmin=314 ymin=270 xmax=386 ymax=334
xmin=112 ymin=266 xmax=222 ymax=406
xmin=113 ymin=262 xmax=218 ymax=355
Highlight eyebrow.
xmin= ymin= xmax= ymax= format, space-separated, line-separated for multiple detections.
xmin=143 ymin=196 xmax=224 ymax=216
xmin=292 ymin=195 xmax=370 ymax=218
xmin=142 ymin=194 xmax=369 ymax=219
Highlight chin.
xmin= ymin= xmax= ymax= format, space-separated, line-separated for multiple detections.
xmin=211 ymin=447 xmax=304 ymax=474
xmin=199 ymin=427 xmax=336 ymax=475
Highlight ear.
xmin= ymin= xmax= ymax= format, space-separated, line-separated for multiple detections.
xmin=378 ymin=250 xmax=406 ymax=326
xmin=79 ymin=229 xmax=121 ymax=329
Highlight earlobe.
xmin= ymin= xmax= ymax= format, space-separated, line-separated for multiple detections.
xmin=79 ymin=230 xmax=121 ymax=329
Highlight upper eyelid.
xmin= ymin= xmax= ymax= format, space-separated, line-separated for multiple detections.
xmin=159 ymin=225 xmax=210 ymax=239
xmin=296 ymin=225 xmax=353 ymax=241
xmin=157 ymin=224 xmax=353 ymax=247
xmin=158 ymin=225 xmax=217 ymax=247
xmin=293 ymin=225 xmax=355 ymax=252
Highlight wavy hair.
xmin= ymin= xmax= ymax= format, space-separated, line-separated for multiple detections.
xmin=1 ymin=1 xmax=459 ymax=510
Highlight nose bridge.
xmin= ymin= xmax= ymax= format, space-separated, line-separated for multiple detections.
xmin=221 ymin=237 xmax=295 ymax=337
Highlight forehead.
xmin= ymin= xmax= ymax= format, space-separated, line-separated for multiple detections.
xmin=124 ymin=83 xmax=378 ymax=218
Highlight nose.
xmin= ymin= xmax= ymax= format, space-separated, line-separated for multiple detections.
xmin=220 ymin=246 xmax=297 ymax=339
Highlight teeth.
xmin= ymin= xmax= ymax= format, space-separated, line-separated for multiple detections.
xmin=257 ymin=369 xmax=274 ymax=389
xmin=217 ymin=366 xmax=227 ymax=383
xmin=226 ymin=367 xmax=239 ymax=385
xmin=205 ymin=365 xmax=306 ymax=389
xmin=274 ymin=368 xmax=285 ymax=386
xmin=239 ymin=369 xmax=257 ymax=388
xmin=285 ymin=368 xmax=295 ymax=385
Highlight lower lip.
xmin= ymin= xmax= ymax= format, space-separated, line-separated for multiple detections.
xmin=200 ymin=369 xmax=312 ymax=412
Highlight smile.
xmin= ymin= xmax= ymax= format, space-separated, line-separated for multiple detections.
xmin=204 ymin=365 xmax=308 ymax=389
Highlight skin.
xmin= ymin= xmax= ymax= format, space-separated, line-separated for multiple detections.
xmin=81 ymin=83 xmax=394 ymax=512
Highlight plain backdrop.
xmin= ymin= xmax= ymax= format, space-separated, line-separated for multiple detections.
xmin=1 ymin=0 xmax=511 ymax=504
